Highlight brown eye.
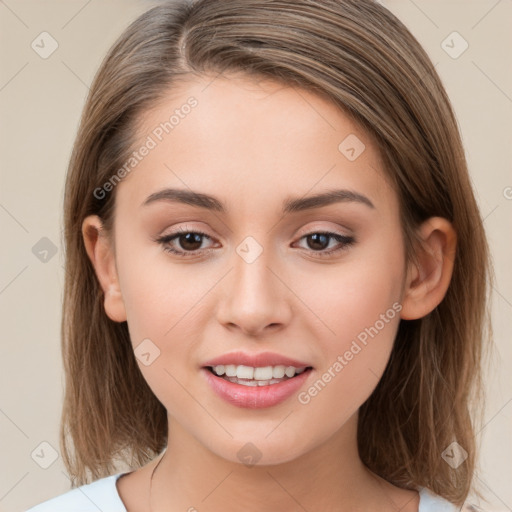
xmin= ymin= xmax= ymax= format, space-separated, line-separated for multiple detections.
xmin=156 ymin=229 xmax=215 ymax=257
xmin=295 ymin=232 xmax=355 ymax=257
xmin=305 ymin=233 xmax=330 ymax=251
xmin=177 ymin=232 xmax=204 ymax=251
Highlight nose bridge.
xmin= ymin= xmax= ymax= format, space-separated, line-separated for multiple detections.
xmin=234 ymin=240 xmax=273 ymax=298
xmin=217 ymin=235 xmax=291 ymax=334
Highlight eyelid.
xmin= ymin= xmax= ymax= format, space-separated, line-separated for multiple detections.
xmin=155 ymin=225 xmax=217 ymax=251
xmin=158 ymin=224 xmax=215 ymax=240
xmin=293 ymin=221 xmax=354 ymax=238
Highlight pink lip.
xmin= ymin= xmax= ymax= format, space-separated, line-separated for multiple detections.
xmin=202 ymin=367 xmax=313 ymax=409
xmin=202 ymin=350 xmax=312 ymax=368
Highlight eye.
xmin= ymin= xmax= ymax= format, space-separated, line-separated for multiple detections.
xmin=294 ymin=231 xmax=355 ymax=257
xmin=155 ymin=228 xmax=355 ymax=259
xmin=155 ymin=226 xmax=216 ymax=258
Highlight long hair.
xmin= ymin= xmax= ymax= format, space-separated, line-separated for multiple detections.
xmin=60 ymin=0 xmax=492 ymax=505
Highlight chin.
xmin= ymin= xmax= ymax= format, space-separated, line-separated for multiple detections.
xmin=203 ymin=431 xmax=315 ymax=468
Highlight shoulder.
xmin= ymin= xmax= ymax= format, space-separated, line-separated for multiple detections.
xmin=25 ymin=473 xmax=127 ymax=512
xmin=418 ymin=487 xmax=478 ymax=512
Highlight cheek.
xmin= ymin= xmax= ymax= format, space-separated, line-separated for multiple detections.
xmin=114 ymin=244 xmax=217 ymax=395
xmin=115 ymin=249 xmax=210 ymax=420
xmin=290 ymin=232 xmax=404 ymax=408
xmin=293 ymin=231 xmax=405 ymax=344
xmin=116 ymin=237 xmax=212 ymax=344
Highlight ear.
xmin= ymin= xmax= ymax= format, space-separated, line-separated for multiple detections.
xmin=82 ymin=215 xmax=127 ymax=323
xmin=400 ymin=217 xmax=457 ymax=320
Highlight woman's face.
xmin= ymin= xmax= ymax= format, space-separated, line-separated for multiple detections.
xmin=103 ymin=74 xmax=408 ymax=464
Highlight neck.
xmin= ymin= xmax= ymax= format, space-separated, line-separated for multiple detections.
xmin=149 ymin=413 xmax=415 ymax=512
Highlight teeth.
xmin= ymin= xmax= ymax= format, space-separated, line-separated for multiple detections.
xmin=211 ymin=364 xmax=308 ymax=380
xmin=236 ymin=365 xmax=254 ymax=379
xmin=224 ymin=365 xmax=237 ymax=377
xmin=254 ymin=366 xmax=273 ymax=380
xmin=225 ymin=376 xmax=290 ymax=387
xmin=285 ymin=366 xmax=296 ymax=378
xmin=272 ymin=365 xmax=286 ymax=378
xmin=227 ymin=377 xmax=258 ymax=386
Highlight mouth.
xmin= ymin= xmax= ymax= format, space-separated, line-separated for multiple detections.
xmin=205 ymin=364 xmax=313 ymax=387
xmin=202 ymin=364 xmax=314 ymax=409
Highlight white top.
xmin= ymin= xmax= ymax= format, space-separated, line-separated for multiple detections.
xmin=25 ymin=472 xmax=459 ymax=511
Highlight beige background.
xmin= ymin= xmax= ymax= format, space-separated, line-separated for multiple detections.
xmin=0 ymin=0 xmax=511 ymax=511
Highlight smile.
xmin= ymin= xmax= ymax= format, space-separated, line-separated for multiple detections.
xmin=208 ymin=364 xmax=309 ymax=386
xmin=202 ymin=365 xmax=314 ymax=409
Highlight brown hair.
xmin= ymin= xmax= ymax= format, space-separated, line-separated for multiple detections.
xmin=60 ymin=0 xmax=492 ymax=505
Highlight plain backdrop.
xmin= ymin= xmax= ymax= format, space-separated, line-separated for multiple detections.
xmin=0 ymin=1 xmax=511 ymax=511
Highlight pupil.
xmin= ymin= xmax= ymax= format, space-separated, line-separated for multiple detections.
xmin=308 ymin=233 xmax=328 ymax=250
xmin=180 ymin=233 xmax=202 ymax=250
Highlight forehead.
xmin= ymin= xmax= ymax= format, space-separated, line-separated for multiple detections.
xmin=116 ymin=73 xmax=396 ymax=217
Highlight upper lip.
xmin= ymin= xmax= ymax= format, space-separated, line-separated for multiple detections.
xmin=202 ymin=351 xmax=312 ymax=369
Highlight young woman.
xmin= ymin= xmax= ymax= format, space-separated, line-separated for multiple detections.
xmin=26 ymin=0 xmax=491 ymax=510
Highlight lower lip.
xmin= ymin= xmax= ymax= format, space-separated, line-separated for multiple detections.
xmin=202 ymin=367 xmax=313 ymax=409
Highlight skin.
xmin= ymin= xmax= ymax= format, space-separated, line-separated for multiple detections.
xmin=83 ymin=73 xmax=456 ymax=512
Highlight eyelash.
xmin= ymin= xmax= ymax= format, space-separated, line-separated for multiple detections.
xmin=155 ymin=226 xmax=355 ymax=259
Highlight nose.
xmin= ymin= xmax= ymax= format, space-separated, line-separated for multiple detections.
xmin=215 ymin=246 xmax=293 ymax=337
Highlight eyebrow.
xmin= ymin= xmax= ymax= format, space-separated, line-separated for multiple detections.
xmin=141 ymin=187 xmax=375 ymax=213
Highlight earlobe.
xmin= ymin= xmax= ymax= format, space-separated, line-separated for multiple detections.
xmin=400 ymin=217 xmax=457 ymax=320
xmin=82 ymin=215 xmax=127 ymax=323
